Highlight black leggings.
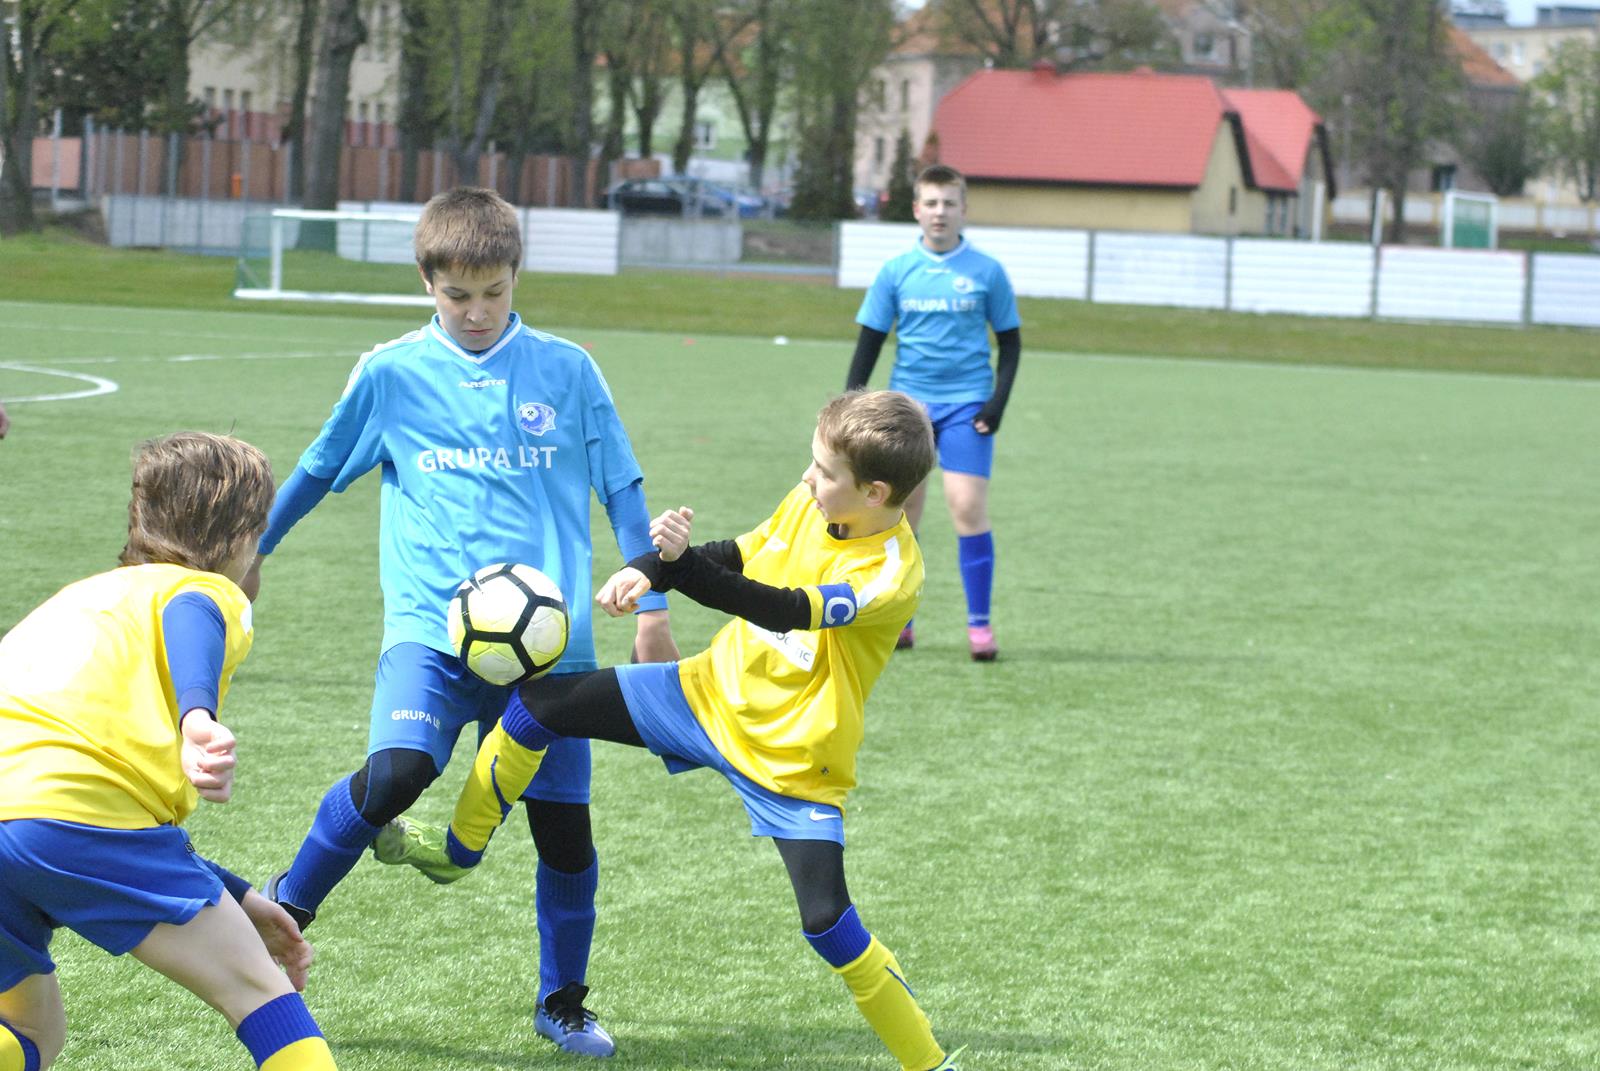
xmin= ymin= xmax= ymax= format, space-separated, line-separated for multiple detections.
xmin=347 ymin=746 xmax=597 ymax=875
xmin=522 ymin=669 xmax=854 ymax=932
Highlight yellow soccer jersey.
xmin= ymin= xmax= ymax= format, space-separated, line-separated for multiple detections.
xmin=0 ymin=564 xmax=254 ymax=828
xmin=677 ymin=483 xmax=923 ymax=808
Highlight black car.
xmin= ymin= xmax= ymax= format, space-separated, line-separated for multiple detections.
xmin=605 ymin=177 xmax=731 ymax=218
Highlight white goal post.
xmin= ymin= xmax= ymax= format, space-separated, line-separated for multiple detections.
xmin=234 ymin=204 xmax=621 ymax=305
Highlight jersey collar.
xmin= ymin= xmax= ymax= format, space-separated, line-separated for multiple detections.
xmin=428 ymin=312 xmax=522 ymax=365
xmin=915 ymin=236 xmax=967 ymax=263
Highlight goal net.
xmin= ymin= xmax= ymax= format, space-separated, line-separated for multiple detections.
xmin=1441 ymin=191 xmax=1498 ymax=250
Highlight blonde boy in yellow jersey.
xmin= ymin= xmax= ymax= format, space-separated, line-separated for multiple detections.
xmin=0 ymin=433 xmax=337 ymax=1071
xmin=377 ymin=391 xmax=966 ymax=1071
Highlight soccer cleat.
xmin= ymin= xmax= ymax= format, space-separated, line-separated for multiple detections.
xmin=534 ymin=982 xmax=616 ymax=1058
xmin=263 ymin=868 xmax=315 ymax=931
xmin=927 ymin=1045 xmax=968 ymax=1070
xmin=967 ymin=625 xmax=997 ymax=662
xmin=896 ymin=624 xmax=915 ymax=650
xmin=371 ymin=816 xmax=473 ymax=885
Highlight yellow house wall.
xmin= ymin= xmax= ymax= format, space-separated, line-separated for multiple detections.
xmin=1191 ymin=124 xmax=1266 ymax=235
xmin=965 ymin=183 xmax=1193 ymax=232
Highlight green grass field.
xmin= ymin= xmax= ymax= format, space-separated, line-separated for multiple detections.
xmin=2 ymin=269 xmax=1600 ymax=1071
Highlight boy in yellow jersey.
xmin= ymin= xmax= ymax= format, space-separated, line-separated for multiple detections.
xmin=0 ymin=432 xmax=337 ymax=1071
xmin=378 ymin=390 xmax=966 ymax=1071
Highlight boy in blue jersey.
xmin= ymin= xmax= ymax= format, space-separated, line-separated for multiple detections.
xmin=256 ymin=187 xmax=676 ymax=1057
xmin=0 ymin=431 xmax=336 ymax=1071
xmin=377 ymin=391 xmax=966 ymax=1071
xmin=847 ymin=164 xmax=1022 ymax=662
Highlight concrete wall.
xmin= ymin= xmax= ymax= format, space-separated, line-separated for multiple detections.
xmin=617 ymin=218 xmax=742 ymax=266
xmin=1192 ymin=124 xmax=1261 ymax=236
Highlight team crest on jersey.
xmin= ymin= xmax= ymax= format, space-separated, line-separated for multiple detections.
xmin=952 ymin=275 xmax=976 ymax=294
xmin=517 ymin=402 xmax=557 ymax=436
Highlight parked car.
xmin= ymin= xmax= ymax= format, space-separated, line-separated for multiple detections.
xmin=605 ymin=177 xmax=731 ymax=218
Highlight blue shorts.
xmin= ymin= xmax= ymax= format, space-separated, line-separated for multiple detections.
xmin=0 ymin=819 xmax=224 ymax=990
xmin=923 ymin=400 xmax=994 ymax=478
xmin=613 ymin=663 xmax=844 ymax=845
xmin=370 ymin=643 xmax=590 ymax=805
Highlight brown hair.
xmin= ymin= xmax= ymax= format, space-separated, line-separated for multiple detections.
xmin=915 ymin=164 xmax=966 ymax=200
xmin=119 ymin=432 xmax=276 ymax=575
xmin=413 ymin=186 xmax=522 ymax=279
xmin=815 ymin=391 xmax=935 ymax=508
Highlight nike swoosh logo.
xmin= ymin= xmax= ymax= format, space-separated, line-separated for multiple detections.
xmin=808 ymin=809 xmax=838 ymax=821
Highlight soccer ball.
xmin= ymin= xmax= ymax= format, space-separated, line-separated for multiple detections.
xmin=447 ymin=563 xmax=569 ymax=686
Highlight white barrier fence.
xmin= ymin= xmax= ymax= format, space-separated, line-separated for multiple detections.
xmin=336 ymin=201 xmax=620 ymax=276
xmin=836 ymin=222 xmax=1600 ymax=328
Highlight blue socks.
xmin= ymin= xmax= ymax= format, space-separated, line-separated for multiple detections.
xmin=804 ymin=903 xmax=872 ymax=968
xmin=537 ymin=857 xmax=599 ymax=1004
xmin=276 ymin=774 xmax=381 ymax=914
xmin=235 ymin=993 xmax=325 ymax=1066
xmin=957 ymin=531 xmax=994 ymax=628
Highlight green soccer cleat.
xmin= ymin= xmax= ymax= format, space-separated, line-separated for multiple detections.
xmin=371 ymin=816 xmax=473 ymax=885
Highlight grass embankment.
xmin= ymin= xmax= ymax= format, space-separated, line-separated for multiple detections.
xmin=3 ymin=224 xmax=1595 ymax=379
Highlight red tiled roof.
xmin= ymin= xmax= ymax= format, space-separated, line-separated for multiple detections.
xmin=1219 ymin=88 xmax=1322 ymax=193
xmin=933 ymin=67 xmax=1322 ymax=193
xmin=1447 ymin=25 xmax=1520 ymax=86
xmin=934 ymin=67 xmax=1232 ymax=189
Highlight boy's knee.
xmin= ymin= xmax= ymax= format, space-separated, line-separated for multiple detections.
xmin=348 ymin=748 xmax=439 ymax=826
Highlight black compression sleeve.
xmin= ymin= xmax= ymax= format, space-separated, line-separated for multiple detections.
xmin=627 ymin=546 xmax=813 ymax=633
xmin=975 ymin=327 xmax=1022 ymax=435
xmin=845 ymin=327 xmax=888 ymax=391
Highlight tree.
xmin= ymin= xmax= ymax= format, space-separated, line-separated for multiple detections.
xmin=303 ymin=0 xmax=365 ymax=215
xmin=496 ymin=0 xmax=574 ymax=204
xmin=1 ymin=0 xmax=78 ymax=233
xmin=437 ymin=0 xmax=519 ymax=184
xmin=667 ymin=0 xmax=719 ymax=175
xmin=40 ymin=0 xmax=169 ymax=131
xmin=788 ymin=0 xmax=893 ymax=220
xmin=881 ymin=128 xmax=915 ymax=221
xmin=1459 ymin=87 xmax=1542 ymax=197
xmin=396 ymin=0 xmax=431 ymax=200
xmin=277 ymin=0 xmax=319 ymax=200
xmin=1322 ymin=0 xmax=1463 ymax=243
xmin=709 ymin=0 xmax=797 ymax=193
xmin=934 ymin=0 xmax=1173 ymax=71
xmin=1532 ymin=36 xmax=1600 ymax=202
xmin=568 ymin=0 xmax=608 ymax=206
xmin=151 ymin=0 xmax=247 ymax=134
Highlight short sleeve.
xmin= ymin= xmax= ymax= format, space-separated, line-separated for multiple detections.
xmin=581 ymin=355 xmax=645 ymax=501
xmin=855 ymin=261 xmax=900 ymax=334
xmin=299 ymin=353 xmax=389 ymax=491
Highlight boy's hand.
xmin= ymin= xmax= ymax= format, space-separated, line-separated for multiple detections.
xmin=597 ymin=567 xmax=653 ymax=617
xmin=240 ymin=888 xmax=314 ymax=992
xmin=651 ymin=507 xmax=694 ymax=562
xmin=181 ymin=713 xmax=237 ymax=802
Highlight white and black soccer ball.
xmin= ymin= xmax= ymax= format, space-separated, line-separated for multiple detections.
xmin=447 ymin=563 xmax=569 ymax=686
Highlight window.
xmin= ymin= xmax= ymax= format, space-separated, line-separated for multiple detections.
xmin=1512 ymin=42 xmax=1524 ymax=66
xmin=240 ymin=90 xmax=253 ymax=139
xmin=1431 ymin=164 xmax=1456 ymax=192
xmin=874 ymin=79 xmax=887 ymax=110
xmin=694 ymin=120 xmax=716 ymax=151
xmin=874 ymin=137 xmax=885 ymax=167
xmin=1493 ymin=42 xmax=1508 ymax=60
xmin=1228 ymin=186 xmax=1237 ymax=214
xmin=1194 ymin=32 xmax=1215 ymax=59
xmin=204 ymin=86 xmax=216 ymax=111
xmin=900 ymin=79 xmax=910 ymax=111
xmin=222 ymin=89 xmax=234 ymax=138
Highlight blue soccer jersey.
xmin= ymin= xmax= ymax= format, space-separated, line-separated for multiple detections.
xmin=855 ymin=237 xmax=1021 ymax=404
xmin=298 ymin=313 xmax=643 ymax=672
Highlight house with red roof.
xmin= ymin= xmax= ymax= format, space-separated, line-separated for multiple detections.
xmin=930 ymin=65 xmax=1334 ymax=237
